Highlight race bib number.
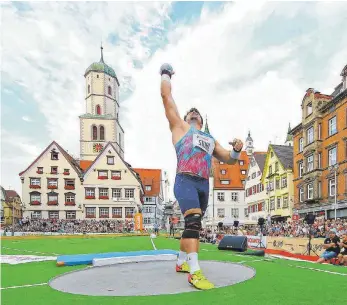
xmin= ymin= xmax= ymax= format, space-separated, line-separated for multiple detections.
xmin=193 ymin=133 xmax=215 ymax=155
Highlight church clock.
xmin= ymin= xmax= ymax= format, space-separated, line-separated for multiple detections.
xmin=93 ymin=143 xmax=104 ymax=153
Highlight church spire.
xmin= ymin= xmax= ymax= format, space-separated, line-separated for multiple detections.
xmin=100 ymin=42 xmax=104 ymax=63
xmin=285 ymin=122 xmax=293 ymax=146
xmin=204 ymin=115 xmax=210 ymax=134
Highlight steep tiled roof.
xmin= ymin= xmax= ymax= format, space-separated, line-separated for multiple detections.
xmin=79 ymin=160 xmax=93 ymax=171
xmin=271 ymin=145 xmax=293 ymax=169
xmin=132 ymin=169 xmax=162 ymax=197
xmin=213 ymin=151 xmax=249 ymax=190
xmin=5 ymin=190 xmax=20 ymax=199
xmin=254 ymin=153 xmax=267 ymax=173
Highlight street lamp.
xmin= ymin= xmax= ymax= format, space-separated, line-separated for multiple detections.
xmin=329 ymin=164 xmax=339 ymax=220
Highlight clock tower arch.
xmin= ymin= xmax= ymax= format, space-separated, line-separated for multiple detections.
xmin=80 ymin=46 xmax=125 ymax=160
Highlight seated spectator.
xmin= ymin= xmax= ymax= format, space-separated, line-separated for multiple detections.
xmin=337 ymin=234 xmax=347 ymax=266
xmin=317 ymin=229 xmax=340 ymax=264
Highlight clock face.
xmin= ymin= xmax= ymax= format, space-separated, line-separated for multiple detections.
xmin=93 ymin=143 xmax=104 ymax=153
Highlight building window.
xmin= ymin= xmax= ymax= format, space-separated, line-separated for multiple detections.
xmin=271 ymin=152 xmax=274 ymax=158
xmin=318 ymin=153 xmax=321 ymax=169
xmin=307 ymin=154 xmax=314 ymax=172
xmin=143 ymin=217 xmax=151 ymax=224
xmin=30 ymin=192 xmax=41 ymax=203
xmin=65 ymin=179 xmax=75 ymax=190
xmin=63 ymin=169 xmax=70 ymax=175
xmin=92 ymin=125 xmax=98 ymax=140
xmin=252 ymin=172 xmax=256 ymax=179
xmin=231 ymin=193 xmax=238 ymax=201
xmin=269 ymin=165 xmax=272 ymax=175
xmin=217 ymin=192 xmax=225 ymax=201
xmin=119 ymin=133 xmax=122 ymax=148
xmin=125 ymin=189 xmax=134 ymax=198
xmin=66 ymin=211 xmax=76 ymax=219
xmin=307 ymin=183 xmax=313 ymax=200
xmin=307 ymin=103 xmax=312 ymax=116
xmin=88 ymin=84 xmax=90 ymax=94
xmin=329 ymin=178 xmax=336 ymax=197
xmin=239 ymin=161 xmax=244 ymax=165
xmin=48 ymin=211 xmax=59 ymax=219
xmin=30 ymin=178 xmax=41 ymax=188
xmin=112 ymin=188 xmax=121 ymax=198
xmin=276 ymin=179 xmax=280 ymax=190
xmin=318 ymin=181 xmax=322 ymax=198
xmin=217 ymin=208 xmax=225 ymax=218
xmin=307 ymin=127 xmax=314 ymax=144
xmin=299 ymin=187 xmax=304 ymax=202
xmin=270 ymin=198 xmax=275 ymax=210
xmin=99 ymin=188 xmax=109 ymax=199
xmin=221 ymin=169 xmax=226 ymax=175
xmin=241 ymin=170 xmax=246 ymax=175
xmin=111 ymin=171 xmax=121 ymax=180
xmin=145 ymin=197 xmax=153 ymax=202
xmin=31 ymin=211 xmax=42 ymax=219
xmin=318 ymin=123 xmax=322 ymax=140
xmin=125 ymin=207 xmax=134 ymax=218
xmin=85 ymin=188 xmax=95 ymax=199
xmin=51 ymin=166 xmax=58 ymax=174
xmin=281 ymin=176 xmax=287 ymax=188
xmin=231 ymin=208 xmax=239 ymax=218
xmin=299 ymin=138 xmax=304 ymax=152
xmin=328 ymin=116 xmax=337 ymax=136
xmin=86 ymin=207 xmax=96 ymax=218
xmin=47 ymin=178 xmax=58 ymax=189
xmin=99 ymin=125 xmax=105 ymax=140
xmin=98 ymin=170 xmax=108 ymax=179
xmin=277 ymin=197 xmax=281 ymax=209
xmin=107 ymin=156 xmax=114 ymax=165
xmin=108 ymin=86 xmax=112 ymax=95
xmin=145 ymin=185 xmax=152 ymax=191
xmin=65 ymin=193 xmax=75 ymax=204
xmin=221 ymin=180 xmax=230 ymax=185
xmin=37 ymin=167 xmax=43 ymax=174
xmin=345 ymin=141 xmax=347 ymax=160
xmin=112 ymin=207 xmax=122 ymax=218
xmin=47 ymin=192 xmax=58 ymax=204
xmin=51 ymin=149 xmax=59 ymax=160
xmin=283 ymin=197 xmax=288 ymax=208
xmin=99 ymin=207 xmax=109 ymax=218
xmin=328 ymin=147 xmax=337 ymax=166
xmin=96 ymin=105 xmax=101 ymax=115
xmin=299 ymin=161 xmax=304 ymax=178
xmin=275 ymin=162 xmax=279 ymax=172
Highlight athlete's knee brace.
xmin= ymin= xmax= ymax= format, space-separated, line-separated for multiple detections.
xmin=181 ymin=214 xmax=202 ymax=239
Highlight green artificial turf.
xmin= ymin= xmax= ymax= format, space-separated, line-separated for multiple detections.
xmin=1 ymin=236 xmax=346 ymax=305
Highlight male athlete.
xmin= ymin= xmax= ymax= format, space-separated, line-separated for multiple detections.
xmin=160 ymin=63 xmax=243 ymax=290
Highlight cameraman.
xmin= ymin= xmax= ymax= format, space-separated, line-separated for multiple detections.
xmin=317 ymin=229 xmax=340 ymax=264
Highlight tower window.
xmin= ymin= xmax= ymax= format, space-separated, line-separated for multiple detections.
xmin=96 ymin=105 xmax=101 ymax=115
xmin=108 ymin=86 xmax=112 ymax=95
xmin=97 ymin=74 xmax=99 ymax=78
xmin=100 ymin=126 xmax=105 ymax=140
xmin=92 ymin=126 xmax=97 ymax=140
xmin=119 ymin=133 xmax=122 ymax=148
xmin=88 ymin=84 xmax=90 ymax=94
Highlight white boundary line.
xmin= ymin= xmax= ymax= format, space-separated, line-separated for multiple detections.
xmin=150 ymin=235 xmax=157 ymax=250
xmin=1 ymin=283 xmax=48 ymax=290
xmin=1 ymin=247 xmax=60 ymax=256
xmin=288 ymin=264 xmax=347 ymax=276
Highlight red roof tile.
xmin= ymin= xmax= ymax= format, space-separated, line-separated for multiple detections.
xmin=79 ymin=160 xmax=93 ymax=171
xmin=132 ymin=168 xmax=162 ymax=197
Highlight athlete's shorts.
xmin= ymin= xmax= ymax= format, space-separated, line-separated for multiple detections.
xmin=173 ymin=173 xmax=209 ymax=216
xmin=321 ymin=251 xmax=337 ymax=260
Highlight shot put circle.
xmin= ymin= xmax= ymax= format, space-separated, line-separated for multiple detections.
xmin=49 ymin=260 xmax=256 ymax=296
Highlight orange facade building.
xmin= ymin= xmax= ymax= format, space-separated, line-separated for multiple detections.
xmin=290 ymin=64 xmax=347 ymax=219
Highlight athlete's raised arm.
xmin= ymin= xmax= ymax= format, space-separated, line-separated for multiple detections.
xmin=213 ymin=139 xmax=243 ymax=165
xmin=160 ymin=64 xmax=183 ymax=131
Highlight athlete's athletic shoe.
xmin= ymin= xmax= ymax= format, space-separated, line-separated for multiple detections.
xmin=188 ymin=270 xmax=215 ymax=290
xmin=176 ymin=261 xmax=190 ymax=273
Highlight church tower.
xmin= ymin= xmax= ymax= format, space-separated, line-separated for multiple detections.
xmin=245 ymin=131 xmax=254 ymax=156
xmin=285 ymin=123 xmax=293 ymax=146
xmin=80 ymin=46 xmax=125 ymax=160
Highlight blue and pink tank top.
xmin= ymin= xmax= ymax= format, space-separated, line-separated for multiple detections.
xmin=174 ymin=126 xmax=215 ymax=180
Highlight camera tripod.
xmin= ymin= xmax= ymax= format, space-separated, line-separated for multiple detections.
xmin=255 ymin=225 xmax=266 ymax=248
xmin=303 ymin=225 xmax=319 ymax=256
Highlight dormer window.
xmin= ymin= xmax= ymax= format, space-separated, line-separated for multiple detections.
xmin=307 ymin=103 xmax=312 ymax=116
xmin=145 ymin=185 xmax=152 ymax=191
xmin=51 ymin=149 xmax=59 ymax=160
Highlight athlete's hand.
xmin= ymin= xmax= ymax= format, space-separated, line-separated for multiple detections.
xmin=160 ymin=63 xmax=175 ymax=78
xmin=229 ymin=139 xmax=243 ymax=152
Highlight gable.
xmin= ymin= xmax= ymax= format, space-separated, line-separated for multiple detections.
xmin=19 ymin=141 xmax=82 ymax=177
xmin=83 ymin=142 xmax=144 ymax=192
xmin=133 ymin=168 xmax=162 ymax=198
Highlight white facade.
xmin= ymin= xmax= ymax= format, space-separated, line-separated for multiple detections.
xmin=142 ymin=197 xmax=165 ymax=229
xmin=245 ymin=156 xmax=267 ymax=221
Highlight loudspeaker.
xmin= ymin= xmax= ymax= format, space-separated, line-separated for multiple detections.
xmin=218 ymin=235 xmax=248 ymax=252
xmin=233 ymin=220 xmax=239 ymax=228
xmin=258 ymin=217 xmax=265 ymax=226
xmin=218 ymin=222 xmax=223 ymax=228
xmin=304 ymin=214 xmax=316 ymax=225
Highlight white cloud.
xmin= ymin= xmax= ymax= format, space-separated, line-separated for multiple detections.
xmin=22 ymin=116 xmax=32 ymax=122
xmin=1 ymin=2 xmax=346 ymax=198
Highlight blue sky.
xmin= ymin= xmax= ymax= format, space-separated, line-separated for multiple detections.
xmin=1 ymin=1 xmax=347 ymax=196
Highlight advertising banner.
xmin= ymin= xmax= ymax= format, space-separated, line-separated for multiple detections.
xmin=246 ymin=235 xmax=267 ymax=248
xmin=134 ymin=213 xmax=143 ymax=231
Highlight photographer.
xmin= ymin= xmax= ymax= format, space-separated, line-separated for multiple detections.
xmin=337 ymin=234 xmax=347 ymax=266
xmin=317 ymin=229 xmax=340 ymax=264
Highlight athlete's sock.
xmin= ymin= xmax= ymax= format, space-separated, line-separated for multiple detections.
xmin=187 ymin=252 xmax=201 ymax=274
xmin=177 ymin=251 xmax=187 ymax=266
